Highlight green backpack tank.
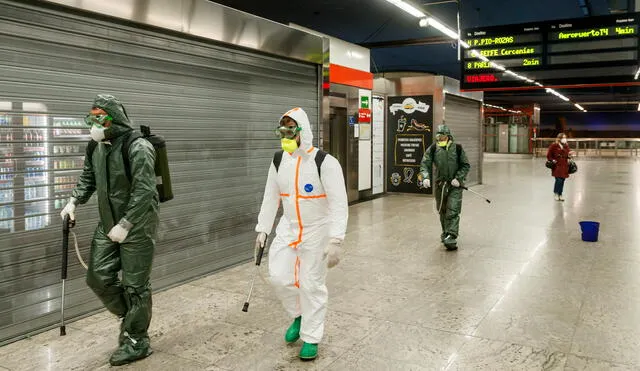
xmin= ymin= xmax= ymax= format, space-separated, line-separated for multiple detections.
xmin=86 ymin=125 xmax=174 ymax=203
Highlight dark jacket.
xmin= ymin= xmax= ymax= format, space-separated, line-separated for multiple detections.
xmin=419 ymin=125 xmax=470 ymax=183
xmin=547 ymin=142 xmax=570 ymax=179
xmin=73 ymin=94 xmax=159 ymax=235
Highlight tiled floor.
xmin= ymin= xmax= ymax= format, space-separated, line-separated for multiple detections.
xmin=2 ymin=157 xmax=640 ymax=370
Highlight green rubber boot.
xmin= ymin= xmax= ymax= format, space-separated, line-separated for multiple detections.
xmin=299 ymin=342 xmax=318 ymax=360
xmin=285 ymin=316 xmax=302 ymax=343
xmin=118 ymin=319 xmax=125 ymax=346
xmin=109 ymin=336 xmax=153 ymax=366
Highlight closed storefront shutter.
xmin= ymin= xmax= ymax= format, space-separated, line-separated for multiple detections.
xmin=444 ymin=94 xmax=482 ymax=185
xmin=0 ymin=0 xmax=318 ymax=344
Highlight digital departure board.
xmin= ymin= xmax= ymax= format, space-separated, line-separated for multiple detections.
xmin=460 ymin=12 xmax=640 ymax=91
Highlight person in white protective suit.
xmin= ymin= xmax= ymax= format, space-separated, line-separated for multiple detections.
xmin=255 ymin=107 xmax=348 ymax=360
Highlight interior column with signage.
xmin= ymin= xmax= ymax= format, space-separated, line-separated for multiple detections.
xmin=358 ymin=89 xmax=372 ymax=191
xmin=386 ymin=95 xmax=433 ymax=194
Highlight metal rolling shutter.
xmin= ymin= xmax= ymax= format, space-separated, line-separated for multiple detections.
xmin=444 ymin=94 xmax=482 ymax=185
xmin=0 ymin=0 xmax=318 ymax=345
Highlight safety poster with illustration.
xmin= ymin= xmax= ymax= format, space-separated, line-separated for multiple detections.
xmin=386 ymin=95 xmax=433 ymax=194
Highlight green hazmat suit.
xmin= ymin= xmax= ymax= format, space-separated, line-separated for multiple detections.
xmin=419 ymin=125 xmax=470 ymax=247
xmin=71 ymin=94 xmax=158 ymax=365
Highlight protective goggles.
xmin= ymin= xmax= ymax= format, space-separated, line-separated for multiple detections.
xmin=84 ymin=114 xmax=113 ymax=127
xmin=274 ymin=126 xmax=302 ymax=139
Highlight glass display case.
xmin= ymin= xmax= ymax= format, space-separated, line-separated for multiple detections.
xmin=0 ymin=102 xmax=88 ymax=234
xmin=22 ymin=103 xmax=50 ymax=231
xmin=52 ymin=117 xmax=87 ymax=212
xmin=0 ymin=109 xmax=15 ymax=233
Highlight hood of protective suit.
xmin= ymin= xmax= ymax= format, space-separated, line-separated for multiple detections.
xmin=436 ymin=124 xmax=454 ymax=141
xmin=280 ymin=107 xmax=313 ymax=152
xmin=91 ymin=94 xmax=133 ymax=139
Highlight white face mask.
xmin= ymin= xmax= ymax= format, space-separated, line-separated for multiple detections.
xmin=560 ymin=138 xmax=567 ymax=144
xmin=90 ymin=125 xmax=106 ymax=142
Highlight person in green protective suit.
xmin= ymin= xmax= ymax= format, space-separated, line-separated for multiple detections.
xmin=59 ymin=94 xmax=159 ymax=366
xmin=418 ymin=124 xmax=470 ymax=251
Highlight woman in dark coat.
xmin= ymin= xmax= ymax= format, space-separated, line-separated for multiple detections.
xmin=546 ymin=133 xmax=573 ymax=201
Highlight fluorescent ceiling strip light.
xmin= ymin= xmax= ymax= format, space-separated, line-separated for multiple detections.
xmin=635 ymin=67 xmax=640 ymax=80
xmin=386 ymin=0 xmax=426 ymax=18
xmin=490 ymin=62 xmax=506 ymax=71
xmin=574 ymin=103 xmax=585 ymax=111
xmin=637 ymin=103 xmax=640 ymax=111
xmin=420 ymin=16 xmax=459 ymax=39
xmin=485 ymin=103 xmax=522 ymax=114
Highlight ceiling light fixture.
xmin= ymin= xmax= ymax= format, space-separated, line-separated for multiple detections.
xmin=484 ymin=103 xmax=523 ymax=114
xmin=387 ymin=0 xmax=426 ymax=18
xmin=489 ymin=62 xmax=506 ymax=71
xmin=635 ymin=67 xmax=640 ymax=80
xmin=419 ymin=16 xmax=459 ymax=39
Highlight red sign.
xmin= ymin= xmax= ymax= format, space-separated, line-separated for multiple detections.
xmin=465 ymin=74 xmax=499 ymax=83
xmin=358 ymin=108 xmax=371 ymax=123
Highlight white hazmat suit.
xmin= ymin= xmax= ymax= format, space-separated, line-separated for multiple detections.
xmin=256 ymin=107 xmax=348 ymax=344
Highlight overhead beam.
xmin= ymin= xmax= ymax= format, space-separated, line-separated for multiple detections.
xmin=359 ymin=36 xmax=452 ymax=48
xmin=577 ymin=101 xmax=640 ymax=105
xmin=422 ymin=0 xmax=458 ymax=5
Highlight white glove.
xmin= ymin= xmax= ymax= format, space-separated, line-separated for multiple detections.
xmin=107 ymin=223 xmax=130 ymax=243
xmin=451 ymin=179 xmax=460 ymax=188
xmin=60 ymin=197 xmax=77 ymax=221
xmin=255 ymin=232 xmax=267 ymax=261
xmin=324 ymin=238 xmax=342 ymax=269
xmin=422 ymin=179 xmax=431 ymax=188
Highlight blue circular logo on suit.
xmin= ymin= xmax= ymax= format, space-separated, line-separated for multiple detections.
xmin=304 ymin=184 xmax=314 ymax=193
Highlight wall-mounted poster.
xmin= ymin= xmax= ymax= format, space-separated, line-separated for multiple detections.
xmin=386 ymin=95 xmax=433 ymax=194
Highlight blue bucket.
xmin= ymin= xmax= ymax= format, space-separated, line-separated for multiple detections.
xmin=579 ymin=221 xmax=600 ymax=242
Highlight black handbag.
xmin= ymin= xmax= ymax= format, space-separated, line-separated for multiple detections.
xmin=568 ymin=160 xmax=577 ymax=174
xmin=545 ymin=160 xmax=556 ymax=169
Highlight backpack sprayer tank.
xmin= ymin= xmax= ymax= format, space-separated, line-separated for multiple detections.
xmin=141 ymin=125 xmax=173 ymax=202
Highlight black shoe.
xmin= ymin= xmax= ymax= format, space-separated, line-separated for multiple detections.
xmin=445 ymin=244 xmax=458 ymax=251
